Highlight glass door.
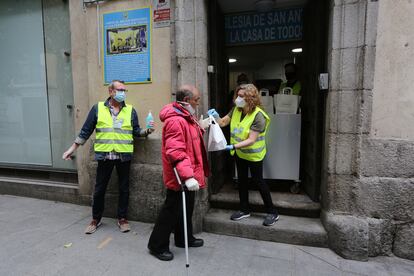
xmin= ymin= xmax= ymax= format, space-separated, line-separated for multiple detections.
xmin=0 ymin=0 xmax=52 ymax=166
xmin=0 ymin=0 xmax=75 ymax=170
xmin=43 ymin=0 xmax=75 ymax=170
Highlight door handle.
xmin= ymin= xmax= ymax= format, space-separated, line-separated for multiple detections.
xmin=66 ymin=104 xmax=73 ymax=110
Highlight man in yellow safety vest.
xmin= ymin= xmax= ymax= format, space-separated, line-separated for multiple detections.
xmin=62 ymin=80 xmax=154 ymax=234
xmin=279 ymin=63 xmax=301 ymax=95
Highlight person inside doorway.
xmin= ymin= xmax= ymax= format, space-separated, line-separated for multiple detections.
xmin=236 ymin=73 xmax=249 ymax=86
xmin=227 ymin=73 xmax=249 ymax=110
xmin=279 ymin=63 xmax=301 ymax=95
xmin=208 ymin=84 xmax=279 ymax=227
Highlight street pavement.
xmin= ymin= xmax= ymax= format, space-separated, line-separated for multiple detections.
xmin=0 ymin=194 xmax=413 ymax=276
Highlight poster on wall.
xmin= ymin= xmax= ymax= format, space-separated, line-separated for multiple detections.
xmin=225 ymin=7 xmax=303 ymax=45
xmin=103 ymin=8 xmax=152 ymax=84
xmin=153 ymin=0 xmax=170 ymax=28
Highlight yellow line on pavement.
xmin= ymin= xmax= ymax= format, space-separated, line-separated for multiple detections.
xmin=97 ymin=237 xmax=113 ymax=249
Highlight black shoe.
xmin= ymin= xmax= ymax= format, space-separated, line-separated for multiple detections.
xmin=175 ymin=238 xmax=204 ymax=248
xmin=148 ymin=248 xmax=174 ymax=261
xmin=230 ymin=211 xmax=250 ymax=221
xmin=263 ymin=213 xmax=279 ymax=226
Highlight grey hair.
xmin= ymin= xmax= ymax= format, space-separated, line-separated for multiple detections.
xmin=175 ymin=88 xmax=194 ymax=102
xmin=109 ymin=79 xmax=125 ymax=89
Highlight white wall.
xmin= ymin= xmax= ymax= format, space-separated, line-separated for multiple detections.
xmin=371 ymin=1 xmax=414 ymax=140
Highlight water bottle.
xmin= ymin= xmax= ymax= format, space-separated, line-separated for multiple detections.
xmin=146 ymin=110 xmax=154 ymax=129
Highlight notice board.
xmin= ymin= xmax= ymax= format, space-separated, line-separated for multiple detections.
xmin=103 ymin=8 xmax=152 ymax=84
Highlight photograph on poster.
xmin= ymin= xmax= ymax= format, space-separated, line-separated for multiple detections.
xmin=106 ymin=25 xmax=147 ymax=55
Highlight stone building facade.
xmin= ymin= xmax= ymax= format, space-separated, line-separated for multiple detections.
xmin=0 ymin=0 xmax=413 ymax=261
xmin=322 ymin=0 xmax=414 ymax=260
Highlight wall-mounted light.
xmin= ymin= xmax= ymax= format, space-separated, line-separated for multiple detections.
xmin=292 ymin=48 xmax=303 ymax=53
xmin=229 ymin=58 xmax=237 ymax=63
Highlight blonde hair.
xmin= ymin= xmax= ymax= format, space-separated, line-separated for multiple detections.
xmin=237 ymin=84 xmax=262 ymax=114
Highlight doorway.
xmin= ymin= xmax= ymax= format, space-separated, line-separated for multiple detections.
xmin=208 ymin=0 xmax=329 ymax=202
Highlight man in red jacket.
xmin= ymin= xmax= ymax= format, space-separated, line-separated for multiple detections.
xmin=148 ymin=84 xmax=209 ymax=261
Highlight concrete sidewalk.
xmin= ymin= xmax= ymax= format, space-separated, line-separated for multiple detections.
xmin=0 ymin=195 xmax=413 ymax=276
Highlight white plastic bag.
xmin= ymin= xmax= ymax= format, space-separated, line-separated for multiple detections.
xmin=207 ymin=115 xmax=227 ymax=151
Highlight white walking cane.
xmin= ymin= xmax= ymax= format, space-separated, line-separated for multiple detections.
xmin=173 ymin=167 xmax=190 ymax=276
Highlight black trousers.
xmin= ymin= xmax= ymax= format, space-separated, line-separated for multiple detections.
xmin=148 ymin=189 xmax=196 ymax=253
xmin=92 ymin=159 xmax=131 ymax=220
xmin=235 ymin=154 xmax=277 ymax=215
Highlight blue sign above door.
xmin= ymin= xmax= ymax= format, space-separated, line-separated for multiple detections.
xmin=225 ymin=7 xmax=303 ymax=45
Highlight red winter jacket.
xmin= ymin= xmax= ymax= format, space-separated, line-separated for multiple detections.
xmin=159 ymin=102 xmax=209 ymax=191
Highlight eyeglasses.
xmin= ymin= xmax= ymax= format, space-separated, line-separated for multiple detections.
xmin=116 ymin=89 xmax=128 ymax=93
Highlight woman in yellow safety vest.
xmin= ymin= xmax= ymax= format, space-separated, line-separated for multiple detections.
xmin=207 ymin=84 xmax=279 ymax=227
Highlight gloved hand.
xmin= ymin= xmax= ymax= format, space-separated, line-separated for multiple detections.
xmin=184 ymin=177 xmax=199 ymax=191
xmin=225 ymin=145 xmax=235 ymax=151
xmin=207 ymin=108 xmax=220 ymax=119
xmin=199 ymin=115 xmax=210 ymax=130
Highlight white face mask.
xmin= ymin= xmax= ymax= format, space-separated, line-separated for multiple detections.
xmin=235 ymin=96 xmax=246 ymax=108
xmin=178 ymin=101 xmax=196 ymax=115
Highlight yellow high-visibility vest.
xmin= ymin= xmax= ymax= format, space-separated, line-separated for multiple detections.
xmin=280 ymin=81 xmax=301 ymax=95
xmin=230 ymin=107 xmax=269 ymax=161
xmin=94 ymin=102 xmax=133 ymax=153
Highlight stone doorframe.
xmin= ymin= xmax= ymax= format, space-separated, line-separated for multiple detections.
xmin=322 ymin=0 xmax=379 ymax=261
xmin=323 ymin=0 xmax=413 ymax=261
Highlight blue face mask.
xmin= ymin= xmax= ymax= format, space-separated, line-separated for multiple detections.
xmin=113 ymin=90 xmax=126 ymax=103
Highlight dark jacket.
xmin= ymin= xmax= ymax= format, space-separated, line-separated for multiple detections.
xmin=75 ymin=97 xmax=146 ymax=161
